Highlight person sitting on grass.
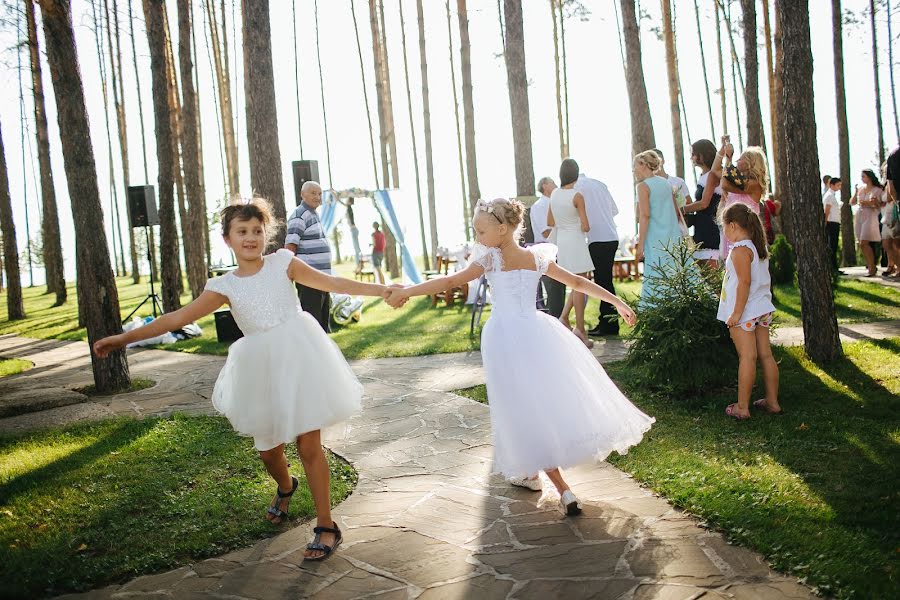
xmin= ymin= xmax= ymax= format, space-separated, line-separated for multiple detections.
xmin=718 ymin=203 xmax=781 ymax=420
xmin=93 ymin=198 xmax=392 ymax=561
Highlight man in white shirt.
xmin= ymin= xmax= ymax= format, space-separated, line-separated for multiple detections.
xmin=530 ymin=176 xmax=565 ymax=317
xmin=823 ymin=177 xmax=842 ymax=271
xmin=575 ymin=172 xmax=620 ymax=336
xmin=652 ymin=148 xmax=691 ymax=205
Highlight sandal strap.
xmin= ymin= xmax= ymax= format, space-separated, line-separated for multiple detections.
xmin=276 ymin=477 xmax=299 ymax=499
xmin=312 ymin=525 xmax=341 ymax=535
xmin=306 ymin=542 xmax=333 ymax=553
xmin=267 ymin=506 xmax=287 ymax=519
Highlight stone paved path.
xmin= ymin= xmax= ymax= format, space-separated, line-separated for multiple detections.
xmin=4 ymin=322 xmax=895 ymax=599
xmin=839 ymin=265 xmax=900 ymax=290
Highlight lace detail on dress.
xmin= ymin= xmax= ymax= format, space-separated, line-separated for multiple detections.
xmin=470 ymin=244 xmax=503 ymax=273
xmin=529 ymin=243 xmax=559 ymax=274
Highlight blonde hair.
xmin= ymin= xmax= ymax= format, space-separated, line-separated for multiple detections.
xmin=740 ymin=147 xmax=770 ymax=195
xmin=220 ymin=197 xmax=278 ymax=245
xmin=634 ymin=150 xmax=662 ymax=173
xmin=474 ymin=197 xmax=526 ymax=239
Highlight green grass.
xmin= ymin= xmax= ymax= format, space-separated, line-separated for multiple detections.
xmin=74 ymin=377 xmax=156 ymax=397
xmin=450 ymin=339 xmax=899 ymax=598
xmin=772 ymin=278 xmax=900 ymax=326
xmin=0 ymin=415 xmax=357 ymax=598
xmin=0 ymin=357 xmax=32 ymax=378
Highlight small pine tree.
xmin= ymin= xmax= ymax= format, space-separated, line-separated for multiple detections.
xmin=769 ymin=234 xmax=796 ymax=285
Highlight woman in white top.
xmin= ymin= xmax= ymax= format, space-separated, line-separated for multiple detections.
xmin=850 ymin=169 xmax=885 ymax=276
xmin=548 ymin=158 xmax=595 ymax=348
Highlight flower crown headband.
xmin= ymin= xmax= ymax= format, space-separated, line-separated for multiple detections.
xmin=475 ymin=199 xmax=504 ymax=223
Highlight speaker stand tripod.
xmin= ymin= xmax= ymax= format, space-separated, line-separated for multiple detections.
xmin=125 ymin=226 xmax=163 ymax=321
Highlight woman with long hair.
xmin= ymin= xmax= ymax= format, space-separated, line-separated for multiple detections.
xmin=682 ymin=139 xmax=723 ymax=267
xmin=850 ymin=169 xmax=885 ymax=276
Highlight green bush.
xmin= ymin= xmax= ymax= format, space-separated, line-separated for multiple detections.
xmin=769 ymin=234 xmax=796 ymax=285
xmin=625 ymin=239 xmax=735 ymax=396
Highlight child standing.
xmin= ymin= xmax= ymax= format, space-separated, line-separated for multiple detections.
xmin=94 ymin=199 xmax=389 ymax=561
xmin=718 ymin=203 xmax=781 ymax=420
xmin=385 ymin=198 xmax=654 ymax=515
xmin=371 ymin=221 xmax=386 ymax=284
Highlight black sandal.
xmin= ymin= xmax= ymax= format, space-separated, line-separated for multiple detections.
xmin=304 ymin=521 xmax=342 ymax=562
xmin=266 ymin=476 xmax=298 ymax=524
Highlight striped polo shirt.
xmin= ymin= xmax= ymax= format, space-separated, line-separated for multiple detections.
xmin=285 ymin=202 xmax=333 ymax=275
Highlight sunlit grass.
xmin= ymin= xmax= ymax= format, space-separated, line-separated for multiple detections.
xmin=0 ymin=357 xmax=32 ymax=378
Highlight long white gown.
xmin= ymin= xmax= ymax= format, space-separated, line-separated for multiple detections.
xmin=475 ymin=244 xmax=654 ymax=478
xmin=204 ymin=249 xmax=362 ymax=451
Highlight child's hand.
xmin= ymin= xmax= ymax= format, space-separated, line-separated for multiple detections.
xmin=726 ymin=312 xmax=741 ymax=328
xmin=383 ymin=285 xmax=409 ymax=308
xmin=616 ymin=302 xmax=637 ymax=327
xmin=93 ymin=334 xmax=125 ymax=358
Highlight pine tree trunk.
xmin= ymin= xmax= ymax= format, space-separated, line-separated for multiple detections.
xmin=620 ymin=0 xmax=656 ymax=157
xmin=377 ymin=0 xmax=400 ymax=279
xmin=458 ymin=0 xmax=481 ymax=214
xmin=189 ymin=0 xmax=211 ymax=266
xmin=870 ymin=0 xmax=886 ymax=165
xmin=143 ymin=0 xmax=182 ymax=313
xmin=0 ymin=120 xmax=25 ymax=320
xmin=447 ymin=0 xmax=469 ymax=240
xmin=888 ymin=0 xmax=900 ymax=140
xmin=350 ymin=0 xmax=380 ymax=188
xmin=775 ymin=0 xmax=842 ymax=363
xmin=715 ymin=0 xmax=727 ymax=135
xmin=740 ymin=0 xmax=763 ymax=147
xmin=38 ymin=0 xmax=131 ymax=390
xmin=417 ymin=0 xmax=439 ymax=269
xmin=832 ymin=0 xmax=856 ymax=266
xmin=551 ymin=0 xmax=565 ymax=158
xmin=162 ymin=10 xmax=186 ymax=297
xmin=504 ymin=0 xmax=535 ymax=196
xmin=693 ymin=0 xmax=716 ymax=139
xmin=26 ymin=0 xmax=66 ymax=304
xmin=762 ymin=0 xmax=778 ymax=192
xmin=558 ymin=0 xmax=570 ymax=153
xmin=398 ymin=0 xmax=430 ymax=268
xmin=292 ymin=0 xmax=304 ymax=156
xmin=242 ymin=0 xmax=287 ymax=252
xmin=205 ymin=0 xmax=239 ymax=199
xmin=313 ymin=0 xmax=333 ymax=185
xmin=661 ymin=0 xmax=684 ymax=178
xmin=177 ymin=0 xmax=209 ymax=298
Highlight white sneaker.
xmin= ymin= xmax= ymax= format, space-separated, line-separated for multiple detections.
xmin=560 ymin=490 xmax=582 ymax=516
xmin=508 ymin=476 xmax=542 ymax=491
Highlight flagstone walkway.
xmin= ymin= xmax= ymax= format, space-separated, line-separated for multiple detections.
xmin=5 ymin=323 xmax=895 ymax=599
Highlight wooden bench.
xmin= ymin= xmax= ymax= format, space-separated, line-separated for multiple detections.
xmin=614 ymin=256 xmax=639 ymax=282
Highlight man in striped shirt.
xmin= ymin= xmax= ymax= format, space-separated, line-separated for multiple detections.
xmin=285 ymin=181 xmax=333 ymax=331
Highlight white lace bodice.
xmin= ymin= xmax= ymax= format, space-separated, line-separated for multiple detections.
xmin=472 ymin=244 xmax=558 ymax=318
xmin=204 ymin=249 xmax=302 ymax=335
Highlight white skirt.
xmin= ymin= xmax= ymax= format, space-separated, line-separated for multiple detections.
xmin=211 ymin=312 xmax=363 ymax=450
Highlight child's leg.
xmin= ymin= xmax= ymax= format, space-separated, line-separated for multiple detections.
xmin=297 ymin=430 xmax=336 ymax=559
xmin=543 ymin=468 xmax=571 ymax=495
xmin=559 ymin=290 xmax=574 ymax=326
xmin=730 ymin=327 xmax=758 ymax=416
xmin=258 ymin=444 xmax=293 ymax=522
xmin=755 ymin=326 xmax=780 ymax=411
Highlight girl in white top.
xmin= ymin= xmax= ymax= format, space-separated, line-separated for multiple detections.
xmin=718 ymin=203 xmax=780 ymax=420
xmin=94 ymin=198 xmax=390 ymax=561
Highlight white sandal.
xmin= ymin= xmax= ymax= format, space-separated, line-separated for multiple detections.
xmin=560 ymin=490 xmax=582 ymax=516
xmin=509 ymin=476 xmax=542 ymax=491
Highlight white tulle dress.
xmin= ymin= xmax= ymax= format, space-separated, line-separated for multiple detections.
xmin=474 ymin=244 xmax=654 ymax=478
xmin=203 ymin=249 xmax=362 ymax=451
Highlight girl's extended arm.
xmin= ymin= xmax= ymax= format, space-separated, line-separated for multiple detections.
xmin=574 ymin=192 xmax=590 ymax=232
xmin=94 ymin=291 xmax=226 ymax=357
xmin=636 ymin=183 xmax=650 ymax=262
xmin=545 ymin=262 xmax=636 ymax=326
xmin=390 ymin=263 xmax=484 ymax=301
xmin=726 ymin=247 xmax=753 ymax=327
xmin=288 ymin=256 xmax=386 ymax=296
xmin=684 ymin=172 xmax=720 ymax=213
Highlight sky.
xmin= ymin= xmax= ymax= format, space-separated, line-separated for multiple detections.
xmin=1 ymin=0 xmax=898 ymax=285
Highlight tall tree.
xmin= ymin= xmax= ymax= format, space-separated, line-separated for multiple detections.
xmin=661 ymin=0 xmax=685 ymax=178
xmin=447 ymin=0 xmax=469 ymax=239
xmin=504 ymin=0 xmax=535 ymax=196
xmin=619 ymin=0 xmax=656 ymax=157
xmin=714 ymin=0 xmax=727 ymax=135
xmin=162 ymin=8 xmax=186 ymax=297
xmin=398 ymin=0 xmax=430 ymax=268
xmin=417 ymin=0 xmax=439 ymax=268
xmin=143 ymin=0 xmax=182 ymax=313
xmin=693 ymin=0 xmax=716 ymax=138
xmin=38 ymin=0 xmax=131 ymax=390
xmin=292 ymin=0 xmax=304 ymax=156
xmin=888 ymin=0 xmax=899 ymax=140
xmin=313 ymin=0 xmax=333 ymax=185
xmin=350 ymin=0 xmax=380 ymax=187
xmin=832 ymin=0 xmax=856 ymax=266
xmin=869 ymin=0 xmax=886 ymax=165
xmin=775 ymin=0 xmax=842 ymax=363
xmin=25 ymin=0 xmax=65 ymax=304
xmin=740 ymin=0 xmax=764 ymax=147
xmin=0 ymin=120 xmax=25 ymax=320
xmin=177 ymin=0 xmax=209 ymax=298
xmin=377 ymin=0 xmax=400 ymax=278
xmin=205 ymin=0 xmax=239 ymax=198
xmin=242 ymin=0 xmax=287 ymax=250
xmin=762 ymin=0 xmax=777 ymax=190
xmin=773 ymin=0 xmax=790 ymax=240
xmin=550 ymin=0 xmax=568 ymax=158
xmin=188 ymin=0 xmax=211 ymax=266
xmin=457 ymin=0 xmax=481 ymax=213
xmin=558 ymin=0 xmax=570 ymax=154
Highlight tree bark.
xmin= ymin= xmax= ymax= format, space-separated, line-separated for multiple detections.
xmin=162 ymin=9 xmax=186 ymax=297
xmin=551 ymin=0 xmax=564 ymax=158
xmin=504 ymin=0 xmax=535 ymax=196
xmin=762 ymin=0 xmax=777 ymax=192
xmin=417 ymin=0 xmax=439 ymax=268
xmin=558 ymin=0 xmax=570 ymax=153
xmin=0 ymin=120 xmax=25 ymax=320
xmin=773 ymin=2 xmax=790 ymax=240
xmin=242 ymin=0 xmax=286 ymax=251
xmin=619 ymin=0 xmax=656 ymax=157
xmin=714 ymin=0 xmax=727 ymax=135
xmin=377 ymin=0 xmax=399 ymax=278
xmin=447 ymin=0 xmax=470 ymax=240
xmin=693 ymin=0 xmax=716 ymax=139
xmin=177 ymin=0 xmax=209 ymax=298
xmin=775 ymin=0 xmax=842 ymax=363
xmin=888 ymin=0 xmax=900 ymax=140
xmin=143 ymin=0 xmax=182 ymax=313
xmin=205 ymin=0 xmax=240 ymax=199
xmin=38 ymin=0 xmax=131 ymax=390
xmin=350 ymin=0 xmax=380 ymax=188
xmin=26 ymin=0 xmax=66 ymax=304
xmin=870 ymin=0 xmax=886 ymax=165
xmin=458 ymin=0 xmax=481 ymax=213
xmin=741 ymin=0 xmax=764 ymax=147
xmin=832 ymin=0 xmax=855 ymax=266
xmin=313 ymin=0 xmax=333 ymax=185
xmin=368 ymin=0 xmax=389 ymax=188
xmin=661 ymin=0 xmax=684 ymax=178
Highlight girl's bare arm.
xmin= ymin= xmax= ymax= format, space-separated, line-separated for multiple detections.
xmin=288 ymin=256 xmax=386 ymax=296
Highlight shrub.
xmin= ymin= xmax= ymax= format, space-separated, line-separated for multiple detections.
xmin=625 ymin=239 xmax=736 ymax=396
xmin=769 ymin=234 xmax=796 ymax=285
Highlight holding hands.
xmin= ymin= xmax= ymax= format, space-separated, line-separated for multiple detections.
xmin=382 ymin=284 xmax=410 ymax=308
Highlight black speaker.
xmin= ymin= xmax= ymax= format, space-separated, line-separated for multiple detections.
xmin=292 ymin=160 xmax=320 ymax=206
xmin=127 ymin=185 xmax=159 ymax=227
xmin=214 ymin=309 xmax=244 ymax=343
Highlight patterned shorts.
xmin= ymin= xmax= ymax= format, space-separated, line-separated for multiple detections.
xmin=738 ymin=312 xmax=774 ymax=331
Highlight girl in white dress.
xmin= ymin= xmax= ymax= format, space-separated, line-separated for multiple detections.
xmin=549 ymin=158 xmax=596 ymax=348
xmin=94 ymin=198 xmax=389 ymax=561
xmin=385 ymin=198 xmax=654 ymax=516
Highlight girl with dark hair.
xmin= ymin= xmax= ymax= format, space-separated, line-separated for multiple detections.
xmin=683 ymin=139 xmax=723 ymax=266
xmin=718 ymin=203 xmax=780 ymax=420
xmin=850 ymin=169 xmax=885 ymax=276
